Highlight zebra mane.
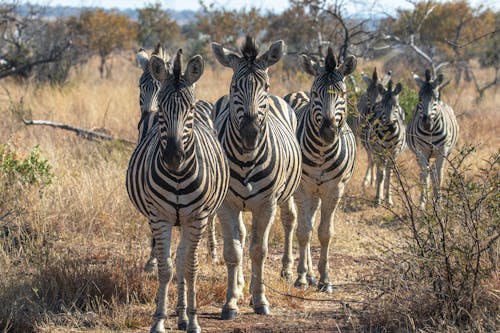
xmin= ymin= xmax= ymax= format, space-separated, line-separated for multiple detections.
xmin=324 ymin=47 xmax=338 ymax=73
xmin=173 ymin=49 xmax=183 ymax=83
xmin=387 ymin=80 xmax=393 ymax=92
xmin=241 ymin=35 xmax=259 ymax=62
xmin=425 ymin=69 xmax=432 ymax=82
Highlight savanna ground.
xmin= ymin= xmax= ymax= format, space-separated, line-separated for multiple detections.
xmin=0 ymin=52 xmax=498 ymax=333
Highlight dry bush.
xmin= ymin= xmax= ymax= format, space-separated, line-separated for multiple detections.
xmin=360 ymin=147 xmax=499 ymax=332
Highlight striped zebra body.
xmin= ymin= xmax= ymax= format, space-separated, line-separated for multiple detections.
xmin=283 ymin=48 xmax=357 ymax=293
xmin=355 ymin=68 xmax=391 ymax=188
xmin=408 ymin=70 xmax=458 ymax=207
xmin=365 ymin=80 xmax=406 ymax=206
xmin=211 ymin=36 xmax=302 ymax=319
xmin=135 ymin=48 xmax=220 ymax=273
xmin=126 ymin=49 xmax=229 ymax=333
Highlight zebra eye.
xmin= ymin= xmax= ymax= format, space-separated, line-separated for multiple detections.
xmin=264 ymin=83 xmax=270 ymax=91
xmin=231 ymin=84 xmax=239 ymax=93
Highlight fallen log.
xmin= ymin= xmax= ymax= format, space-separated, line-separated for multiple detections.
xmin=22 ymin=119 xmax=136 ymax=145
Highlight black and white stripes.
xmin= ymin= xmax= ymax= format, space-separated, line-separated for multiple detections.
xmin=284 ymin=47 xmax=357 ymax=293
xmin=364 ymin=80 xmax=406 ymax=206
xmin=408 ymin=70 xmax=458 ymax=207
xmin=211 ymin=36 xmax=302 ymax=319
xmin=126 ymin=48 xmax=229 ymax=333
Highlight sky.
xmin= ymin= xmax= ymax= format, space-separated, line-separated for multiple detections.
xmin=22 ymin=0 xmax=500 ymax=13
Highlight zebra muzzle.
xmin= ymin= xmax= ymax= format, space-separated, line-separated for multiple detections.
xmin=163 ymin=137 xmax=185 ymax=170
xmin=240 ymin=115 xmax=261 ymax=150
xmin=319 ymin=120 xmax=337 ymax=144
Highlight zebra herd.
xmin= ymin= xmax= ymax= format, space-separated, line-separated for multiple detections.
xmin=126 ymin=37 xmax=458 ymax=333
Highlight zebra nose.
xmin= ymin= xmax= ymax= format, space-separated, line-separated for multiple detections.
xmin=163 ymin=137 xmax=185 ymax=170
xmin=240 ymin=115 xmax=260 ymax=150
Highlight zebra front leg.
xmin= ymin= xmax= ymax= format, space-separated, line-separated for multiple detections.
xmin=294 ymin=189 xmax=320 ymax=289
xmin=384 ymin=164 xmax=394 ymax=206
xmin=219 ymin=205 xmax=244 ymax=320
xmin=178 ymin=220 xmax=206 ymax=333
xmin=249 ymin=202 xmax=277 ymax=315
xmin=237 ymin=212 xmax=246 ymax=300
xmin=150 ymin=222 xmax=173 ymax=333
xmin=317 ymin=188 xmax=343 ymax=293
xmin=144 ymin=233 xmax=158 ymax=273
xmin=206 ymin=215 xmax=219 ymax=264
xmin=362 ymin=151 xmax=373 ymax=188
xmin=280 ymin=197 xmax=297 ymax=282
xmin=375 ymin=163 xmax=385 ymax=206
xmin=431 ymin=156 xmax=446 ymax=205
xmin=417 ymin=153 xmax=430 ymax=209
xmin=176 ymin=230 xmax=188 ymax=331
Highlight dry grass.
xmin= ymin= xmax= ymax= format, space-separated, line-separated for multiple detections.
xmin=0 ymin=51 xmax=498 ymax=332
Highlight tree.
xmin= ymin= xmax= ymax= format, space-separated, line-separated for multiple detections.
xmin=137 ymin=2 xmax=180 ymax=48
xmin=68 ymin=9 xmax=137 ymax=78
xmin=0 ymin=2 xmax=73 ymax=82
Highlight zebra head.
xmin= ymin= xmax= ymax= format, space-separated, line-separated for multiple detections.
xmin=149 ymin=48 xmax=204 ymax=171
xmin=137 ymin=44 xmax=170 ymax=114
xmin=377 ymin=80 xmax=403 ymax=126
xmin=414 ymin=69 xmax=445 ymax=131
xmin=300 ymin=47 xmax=357 ymax=144
xmin=212 ymin=36 xmax=284 ymax=151
xmin=361 ymin=68 xmax=392 ymax=104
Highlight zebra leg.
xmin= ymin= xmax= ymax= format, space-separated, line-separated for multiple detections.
xmin=150 ymin=222 xmax=173 ymax=333
xmin=249 ymin=202 xmax=277 ymax=315
xmin=206 ymin=214 xmax=219 ymax=264
xmin=144 ymin=233 xmax=158 ymax=273
xmin=384 ymin=164 xmax=394 ymax=206
xmin=417 ymin=153 xmax=430 ymax=209
xmin=178 ymin=220 xmax=206 ymax=333
xmin=431 ymin=156 xmax=446 ymax=204
xmin=362 ymin=151 xmax=373 ymax=188
xmin=280 ymin=197 xmax=297 ymax=282
xmin=317 ymin=187 xmax=343 ymax=293
xmin=176 ymin=231 xmax=188 ymax=330
xmin=375 ymin=164 xmax=385 ymax=206
xmin=237 ymin=212 xmax=246 ymax=300
xmin=294 ymin=189 xmax=320 ymax=289
xmin=219 ymin=204 xmax=244 ymax=320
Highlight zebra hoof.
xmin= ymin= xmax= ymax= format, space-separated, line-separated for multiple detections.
xmin=178 ymin=319 xmax=188 ymax=330
xmin=187 ymin=328 xmax=201 ymax=333
xmin=306 ymin=276 xmax=317 ymax=286
xmin=294 ymin=278 xmax=308 ymax=289
xmin=280 ymin=270 xmax=293 ymax=282
xmin=254 ymin=305 xmax=270 ymax=315
xmin=318 ymin=282 xmax=334 ymax=294
xmin=221 ymin=308 xmax=238 ymax=320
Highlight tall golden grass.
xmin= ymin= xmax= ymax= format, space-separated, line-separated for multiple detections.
xmin=0 ymin=51 xmax=498 ymax=332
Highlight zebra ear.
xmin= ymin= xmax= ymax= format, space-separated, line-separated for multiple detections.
xmin=259 ymin=40 xmax=285 ymax=68
xmin=149 ymin=55 xmax=168 ymax=83
xmin=299 ymin=54 xmax=320 ymax=76
xmin=211 ymin=42 xmax=240 ymax=68
xmin=339 ymin=55 xmax=357 ymax=76
xmin=394 ymin=82 xmax=403 ymax=95
xmin=372 ymin=68 xmax=378 ymax=82
xmin=434 ymin=73 xmax=444 ymax=87
xmin=413 ymin=73 xmax=425 ymax=89
xmin=185 ymin=55 xmax=205 ymax=85
xmin=137 ymin=48 xmax=149 ymax=71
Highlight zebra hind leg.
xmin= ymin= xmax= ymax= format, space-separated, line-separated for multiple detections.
xmin=206 ymin=214 xmax=219 ymax=264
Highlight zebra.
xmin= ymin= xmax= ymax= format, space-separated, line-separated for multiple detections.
xmin=135 ymin=46 xmax=221 ymax=273
xmin=355 ymin=68 xmax=392 ymax=188
xmin=211 ymin=36 xmax=302 ymax=319
xmin=283 ymin=47 xmax=357 ymax=293
xmin=365 ymin=80 xmax=406 ymax=206
xmin=126 ymin=48 xmax=229 ymax=333
xmin=408 ymin=69 xmax=458 ymax=208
